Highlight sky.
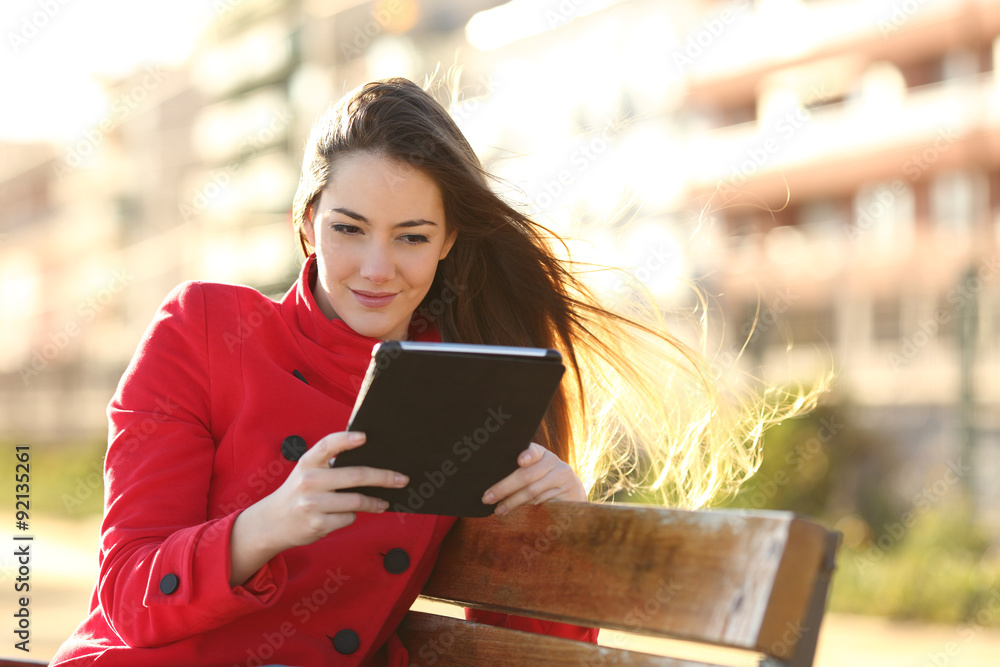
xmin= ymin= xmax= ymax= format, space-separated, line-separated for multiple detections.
xmin=1 ymin=0 xmax=213 ymax=142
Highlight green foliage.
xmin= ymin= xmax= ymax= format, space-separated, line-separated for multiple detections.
xmin=2 ymin=438 xmax=106 ymax=518
xmin=831 ymin=503 xmax=1000 ymax=627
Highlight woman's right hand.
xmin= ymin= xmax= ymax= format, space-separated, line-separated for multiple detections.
xmin=229 ymin=431 xmax=408 ymax=586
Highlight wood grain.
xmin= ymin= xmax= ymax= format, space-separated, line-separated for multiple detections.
xmin=398 ymin=611 xmax=721 ymax=667
xmin=419 ymin=502 xmax=836 ymax=657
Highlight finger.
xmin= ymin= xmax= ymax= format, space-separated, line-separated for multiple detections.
xmin=482 ymin=457 xmax=552 ymax=505
xmin=530 ymin=485 xmax=569 ymax=505
xmin=494 ymin=478 xmax=551 ymax=515
xmin=327 ymin=465 xmax=409 ymax=491
xmin=299 ymin=431 xmax=367 ymax=468
xmin=492 ymin=463 xmax=587 ymax=514
xmin=311 ymin=491 xmax=391 ymax=515
xmin=517 ymin=442 xmax=546 ymax=467
xmin=484 ymin=445 xmax=556 ymax=502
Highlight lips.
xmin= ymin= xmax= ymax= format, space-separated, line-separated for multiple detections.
xmin=350 ymin=289 xmax=398 ymax=308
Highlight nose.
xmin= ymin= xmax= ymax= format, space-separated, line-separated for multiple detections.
xmin=359 ymin=242 xmax=395 ymax=285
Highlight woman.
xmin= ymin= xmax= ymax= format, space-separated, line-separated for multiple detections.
xmin=53 ymin=78 xmax=816 ymax=665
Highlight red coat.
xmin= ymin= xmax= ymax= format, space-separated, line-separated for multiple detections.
xmin=52 ymin=255 xmax=597 ymax=666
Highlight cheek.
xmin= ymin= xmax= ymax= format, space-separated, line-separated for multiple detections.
xmin=403 ymin=250 xmax=443 ymax=285
xmin=318 ymin=239 xmax=353 ymax=270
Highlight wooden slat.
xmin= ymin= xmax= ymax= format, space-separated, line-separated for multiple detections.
xmin=766 ymin=521 xmax=840 ymax=666
xmin=420 ymin=502 xmax=834 ymax=658
xmin=397 ymin=611 xmax=724 ymax=667
xmin=711 ymin=511 xmax=835 ymax=661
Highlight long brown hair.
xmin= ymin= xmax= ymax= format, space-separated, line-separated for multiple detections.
xmin=293 ymin=78 xmax=824 ymax=507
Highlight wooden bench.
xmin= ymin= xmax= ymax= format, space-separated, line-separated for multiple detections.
xmin=398 ymin=501 xmax=840 ymax=666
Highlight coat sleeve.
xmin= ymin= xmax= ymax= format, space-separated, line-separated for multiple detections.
xmin=98 ymin=282 xmax=287 ymax=647
xmin=463 ymin=609 xmax=599 ymax=643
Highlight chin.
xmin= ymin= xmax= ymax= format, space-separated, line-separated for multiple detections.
xmin=345 ymin=313 xmax=407 ymax=341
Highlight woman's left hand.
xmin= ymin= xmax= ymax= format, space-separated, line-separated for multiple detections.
xmin=481 ymin=442 xmax=587 ymax=515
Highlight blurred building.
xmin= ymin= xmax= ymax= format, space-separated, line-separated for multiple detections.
xmin=184 ymin=0 xmax=302 ymax=294
xmin=672 ymin=0 xmax=1000 ymax=524
xmin=0 ymin=66 xmax=205 ymax=440
xmin=2 ymin=0 xmax=999 ymax=523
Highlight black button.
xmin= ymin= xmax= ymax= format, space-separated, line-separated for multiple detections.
xmin=281 ymin=435 xmax=308 ymax=461
xmin=159 ymin=573 xmax=179 ymax=595
xmin=331 ymin=629 xmax=360 ymax=654
xmin=383 ymin=548 xmax=410 ymax=574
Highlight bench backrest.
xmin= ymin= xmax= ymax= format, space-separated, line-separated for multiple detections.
xmin=399 ymin=501 xmax=840 ymax=666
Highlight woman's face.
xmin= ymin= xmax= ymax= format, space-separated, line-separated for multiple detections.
xmin=305 ymin=153 xmax=455 ymax=341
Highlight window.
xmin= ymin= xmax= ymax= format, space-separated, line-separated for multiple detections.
xmin=872 ymin=297 xmax=901 ymax=341
xmin=786 ymin=304 xmax=835 ymax=345
xmin=797 ymin=198 xmax=849 ymax=230
xmin=854 ymin=181 xmax=914 ymax=248
xmin=941 ymin=49 xmax=979 ymax=81
xmin=931 ymin=170 xmax=986 ymax=233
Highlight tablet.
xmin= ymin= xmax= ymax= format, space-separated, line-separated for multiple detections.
xmin=331 ymin=341 xmax=565 ymax=517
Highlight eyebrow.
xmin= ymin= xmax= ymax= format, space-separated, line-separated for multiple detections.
xmin=328 ymin=207 xmax=439 ymax=229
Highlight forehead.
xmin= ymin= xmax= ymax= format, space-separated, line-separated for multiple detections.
xmin=321 ymin=153 xmax=441 ymax=202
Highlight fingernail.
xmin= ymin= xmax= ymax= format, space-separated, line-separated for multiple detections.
xmin=495 ymin=503 xmax=508 ymax=516
xmin=395 ymin=473 xmax=409 ymax=485
xmin=518 ymin=453 xmax=530 ymax=465
xmin=349 ymin=432 xmax=365 ymax=444
xmin=379 ymin=500 xmax=389 ymax=511
xmin=482 ymin=491 xmax=494 ymax=504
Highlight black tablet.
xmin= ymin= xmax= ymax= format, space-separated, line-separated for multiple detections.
xmin=331 ymin=341 xmax=565 ymax=517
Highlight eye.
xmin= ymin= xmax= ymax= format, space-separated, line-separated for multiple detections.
xmin=331 ymin=223 xmax=362 ymax=235
xmin=399 ymin=234 xmax=430 ymax=245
